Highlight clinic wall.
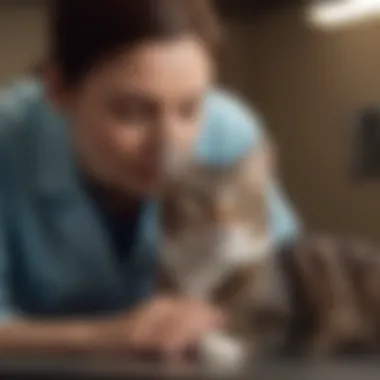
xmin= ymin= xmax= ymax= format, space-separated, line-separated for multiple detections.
xmin=0 ymin=2 xmax=47 ymax=83
xmin=2 ymin=2 xmax=380 ymax=241
xmin=221 ymin=8 xmax=380 ymax=241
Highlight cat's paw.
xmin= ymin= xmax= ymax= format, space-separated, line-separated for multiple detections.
xmin=199 ymin=332 xmax=249 ymax=373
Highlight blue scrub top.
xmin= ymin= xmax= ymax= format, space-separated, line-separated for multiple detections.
xmin=0 ymin=79 xmax=301 ymax=321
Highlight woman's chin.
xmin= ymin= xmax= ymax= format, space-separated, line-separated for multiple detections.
xmin=129 ymin=177 xmax=163 ymax=197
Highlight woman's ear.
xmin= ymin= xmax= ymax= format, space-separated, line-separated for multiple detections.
xmin=44 ymin=63 xmax=72 ymax=112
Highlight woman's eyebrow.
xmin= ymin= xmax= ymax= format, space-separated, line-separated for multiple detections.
xmin=107 ymin=88 xmax=158 ymax=104
xmin=106 ymin=87 xmax=207 ymax=106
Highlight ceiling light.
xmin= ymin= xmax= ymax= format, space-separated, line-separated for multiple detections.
xmin=307 ymin=0 xmax=380 ymax=29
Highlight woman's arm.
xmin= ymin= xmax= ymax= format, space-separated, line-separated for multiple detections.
xmin=267 ymin=179 xmax=302 ymax=245
xmin=0 ymin=318 xmax=112 ymax=356
xmin=0 ymin=299 xmax=225 ymax=357
xmin=203 ymin=90 xmax=302 ymax=244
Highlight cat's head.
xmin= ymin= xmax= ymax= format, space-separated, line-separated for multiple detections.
xmin=161 ymin=140 xmax=275 ymax=264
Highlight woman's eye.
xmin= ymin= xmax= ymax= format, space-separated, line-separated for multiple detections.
xmin=108 ymin=99 xmax=155 ymax=123
xmin=111 ymin=104 xmax=146 ymax=122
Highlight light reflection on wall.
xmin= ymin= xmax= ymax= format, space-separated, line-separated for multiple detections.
xmin=307 ymin=0 xmax=380 ymax=29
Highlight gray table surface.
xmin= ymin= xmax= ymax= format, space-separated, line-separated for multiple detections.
xmin=0 ymin=357 xmax=379 ymax=379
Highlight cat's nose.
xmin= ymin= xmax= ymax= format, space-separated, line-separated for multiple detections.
xmin=208 ymin=204 xmax=229 ymax=220
xmin=212 ymin=211 xmax=235 ymax=227
xmin=213 ymin=223 xmax=234 ymax=238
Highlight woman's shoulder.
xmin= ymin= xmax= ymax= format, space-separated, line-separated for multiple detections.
xmin=0 ymin=78 xmax=44 ymax=136
xmin=0 ymin=78 xmax=43 ymax=116
xmin=197 ymin=88 xmax=267 ymax=165
xmin=0 ymin=79 xmax=47 ymax=175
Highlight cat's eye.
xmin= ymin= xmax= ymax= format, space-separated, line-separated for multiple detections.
xmin=180 ymin=198 xmax=203 ymax=220
xmin=219 ymin=189 xmax=236 ymax=208
xmin=236 ymin=187 xmax=262 ymax=208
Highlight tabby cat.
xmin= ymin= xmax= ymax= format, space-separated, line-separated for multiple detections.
xmin=159 ymin=140 xmax=380 ymax=372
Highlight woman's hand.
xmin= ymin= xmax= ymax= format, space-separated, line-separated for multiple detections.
xmin=104 ymin=297 xmax=226 ymax=358
xmin=0 ymin=297 xmax=226 ymax=360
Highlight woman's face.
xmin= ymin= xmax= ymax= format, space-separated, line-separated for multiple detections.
xmin=50 ymin=36 xmax=214 ymax=196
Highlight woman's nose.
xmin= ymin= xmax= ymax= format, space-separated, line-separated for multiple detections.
xmin=211 ymin=210 xmax=235 ymax=229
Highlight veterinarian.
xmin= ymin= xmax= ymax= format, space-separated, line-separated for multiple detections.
xmin=0 ymin=0 xmax=300 ymax=357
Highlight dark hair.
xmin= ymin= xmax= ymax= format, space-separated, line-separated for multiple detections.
xmin=50 ymin=0 xmax=222 ymax=84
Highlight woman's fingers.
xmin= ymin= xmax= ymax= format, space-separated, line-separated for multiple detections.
xmin=118 ymin=297 xmax=226 ymax=357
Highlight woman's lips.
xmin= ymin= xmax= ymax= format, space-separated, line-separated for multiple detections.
xmin=137 ymin=161 xmax=163 ymax=180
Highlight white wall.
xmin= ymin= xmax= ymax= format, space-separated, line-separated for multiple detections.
xmin=0 ymin=2 xmax=47 ymax=83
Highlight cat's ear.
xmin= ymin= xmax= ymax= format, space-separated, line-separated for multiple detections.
xmin=239 ymin=138 xmax=276 ymax=187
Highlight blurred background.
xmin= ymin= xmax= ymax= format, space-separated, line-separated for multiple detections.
xmin=2 ymin=0 xmax=380 ymax=242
